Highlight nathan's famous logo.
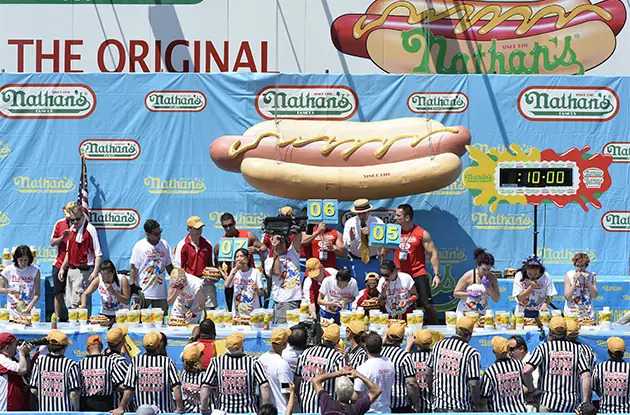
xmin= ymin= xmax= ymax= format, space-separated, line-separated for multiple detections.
xmin=208 ymin=211 xmax=265 ymax=230
xmin=145 ymin=91 xmax=206 ymax=112
xmin=255 ymin=86 xmax=358 ymax=120
xmin=0 ymin=141 xmax=10 ymax=159
xmin=340 ymin=209 xmax=395 ymax=226
xmin=80 ymin=139 xmax=140 ymax=161
xmin=472 ymin=143 xmax=535 ymax=155
xmin=89 ymin=208 xmax=140 ymax=230
xmin=518 ymin=87 xmax=619 ymax=121
xmin=603 ymin=142 xmax=630 ymax=163
xmin=433 ymin=264 xmax=459 ymax=312
xmin=144 ymin=176 xmax=206 ymax=194
xmin=536 ymin=247 xmax=596 ymax=264
xmin=330 ymin=0 xmax=625 ymax=75
xmin=13 ymin=176 xmax=75 ymax=193
xmin=437 ymin=247 xmax=467 ymax=264
xmin=429 ymin=175 xmax=466 ymax=195
xmin=602 ymin=211 xmax=630 ymax=232
xmin=0 ymin=211 xmax=10 ymax=228
xmin=408 ymin=92 xmax=468 ymax=113
xmin=0 ymin=84 xmax=96 ymax=119
xmin=471 ymin=211 xmax=533 ymax=230
xmin=34 ymin=247 xmax=57 ymax=263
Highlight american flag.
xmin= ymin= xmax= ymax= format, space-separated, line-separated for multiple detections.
xmin=77 ymin=154 xmax=89 ymax=217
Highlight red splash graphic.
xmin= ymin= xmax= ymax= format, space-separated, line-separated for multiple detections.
xmin=526 ymin=146 xmax=613 ymax=211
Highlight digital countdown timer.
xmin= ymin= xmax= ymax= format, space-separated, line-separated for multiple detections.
xmin=463 ymin=144 xmax=613 ymax=212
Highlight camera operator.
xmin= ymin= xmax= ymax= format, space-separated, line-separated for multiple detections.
xmin=0 ymin=333 xmax=32 ymax=411
xmin=265 ymin=230 xmax=303 ymax=324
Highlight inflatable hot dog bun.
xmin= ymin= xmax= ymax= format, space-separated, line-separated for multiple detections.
xmin=210 ymin=117 xmax=471 ymax=201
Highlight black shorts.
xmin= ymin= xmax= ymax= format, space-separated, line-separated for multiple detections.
xmin=413 ymin=274 xmax=433 ymax=303
xmin=52 ymin=266 xmax=67 ymax=295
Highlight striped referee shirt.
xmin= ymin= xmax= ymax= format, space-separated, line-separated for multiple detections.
xmin=202 ymin=352 xmax=268 ymax=413
xmin=411 ymin=349 xmax=432 ymax=412
xmin=108 ymin=352 xmax=135 ymax=411
xmin=481 ymin=358 xmax=527 ymax=412
xmin=181 ymin=370 xmax=205 ymax=413
xmin=592 ymin=359 xmax=630 ymax=413
xmin=30 ymin=354 xmax=81 ymax=411
xmin=527 ymin=339 xmax=590 ymax=412
xmin=123 ymin=353 xmax=180 ymax=413
xmin=380 ymin=344 xmax=416 ymax=409
xmin=349 ymin=346 xmax=368 ymax=369
xmin=295 ymin=344 xmax=345 ymax=413
xmin=80 ymin=354 xmax=119 ymax=397
xmin=427 ymin=337 xmax=480 ymax=411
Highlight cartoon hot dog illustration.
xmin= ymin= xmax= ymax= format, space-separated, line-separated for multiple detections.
xmin=331 ymin=0 xmax=626 ymax=74
xmin=210 ymin=118 xmax=471 ymax=200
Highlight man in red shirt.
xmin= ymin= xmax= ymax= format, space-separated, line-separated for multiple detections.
xmin=0 ymin=333 xmax=32 ymax=411
xmin=301 ymin=223 xmax=346 ymax=269
xmin=60 ymin=204 xmax=103 ymax=311
xmin=213 ymin=212 xmax=264 ymax=311
xmin=50 ymin=201 xmax=76 ymax=321
xmin=382 ymin=204 xmax=440 ymax=325
xmin=174 ymin=216 xmax=216 ymax=310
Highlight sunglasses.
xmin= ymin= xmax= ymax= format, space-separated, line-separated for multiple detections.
xmin=222 ymin=222 xmax=236 ymax=229
xmin=148 ymin=229 xmax=163 ymax=236
xmin=70 ymin=216 xmax=82 ymax=222
xmin=381 ymin=272 xmax=391 ymax=278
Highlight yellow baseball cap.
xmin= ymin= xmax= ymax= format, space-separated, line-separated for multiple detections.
xmin=182 ymin=343 xmax=205 ymax=363
xmin=456 ymin=316 xmax=475 ymax=334
xmin=106 ymin=324 xmax=128 ymax=345
xmin=47 ymin=329 xmax=71 ymax=346
xmin=414 ymin=329 xmax=432 ymax=346
xmin=491 ymin=336 xmax=509 ymax=354
xmin=323 ymin=324 xmax=341 ymax=344
xmin=271 ymin=328 xmax=291 ymax=345
xmin=566 ymin=319 xmax=579 ymax=335
xmin=347 ymin=320 xmax=366 ymax=335
xmin=186 ymin=216 xmax=204 ymax=229
xmin=608 ymin=337 xmax=626 ymax=353
xmin=226 ymin=333 xmax=245 ymax=350
xmin=87 ymin=335 xmax=103 ymax=348
xmin=549 ymin=316 xmax=567 ymax=334
xmin=143 ymin=332 xmax=162 ymax=349
xmin=365 ymin=272 xmax=380 ymax=282
xmin=305 ymin=258 xmax=322 ymax=278
xmin=279 ymin=206 xmax=295 ymax=216
xmin=387 ymin=322 xmax=406 ymax=341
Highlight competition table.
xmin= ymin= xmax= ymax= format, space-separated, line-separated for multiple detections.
xmin=10 ymin=322 xmax=630 ymax=372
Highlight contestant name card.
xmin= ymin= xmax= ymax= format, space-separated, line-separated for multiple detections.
xmin=307 ymin=199 xmax=338 ymax=224
xmin=369 ymin=223 xmax=401 ymax=248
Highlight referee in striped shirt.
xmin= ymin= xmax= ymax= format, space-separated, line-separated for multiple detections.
xmin=201 ymin=332 xmax=270 ymax=413
xmin=523 ymin=316 xmax=592 ymax=413
xmin=381 ymin=322 xmax=420 ymax=412
xmin=426 ymin=316 xmax=481 ymax=412
xmin=346 ymin=320 xmax=368 ymax=368
xmin=112 ymin=331 xmax=184 ymax=414
xmin=105 ymin=324 xmax=135 ymax=412
xmin=480 ymin=336 xmax=527 ymax=412
xmin=29 ymin=330 xmax=81 ymax=411
xmin=593 ymin=337 xmax=630 ymax=413
xmin=79 ymin=335 xmax=120 ymax=411
xmin=295 ymin=323 xmax=346 ymax=413
xmin=405 ymin=329 xmax=440 ymax=412
xmin=567 ymin=319 xmax=597 ymax=370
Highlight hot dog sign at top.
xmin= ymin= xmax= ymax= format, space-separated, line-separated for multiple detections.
xmin=331 ymin=0 xmax=627 ymax=74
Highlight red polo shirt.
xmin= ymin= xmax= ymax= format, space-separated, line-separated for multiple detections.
xmin=66 ymin=222 xmax=102 ymax=267
xmin=0 ymin=353 xmax=29 ymax=411
xmin=51 ymin=218 xmax=70 ymax=268
xmin=175 ymin=235 xmax=213 ymax=277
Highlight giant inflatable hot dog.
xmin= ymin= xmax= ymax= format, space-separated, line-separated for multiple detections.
xmin=210 ymin=118 xmax=471 ymax=200
xmin=331 ymin=0 xmax=626 ymax=74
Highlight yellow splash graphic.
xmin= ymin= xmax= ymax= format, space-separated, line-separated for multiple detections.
xmin=464 ymin=144 xmax=539 ymax=212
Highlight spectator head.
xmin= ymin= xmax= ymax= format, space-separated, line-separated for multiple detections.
xmin=0 ymin=333 xmax=17 ymax=357
xmin=572 ymin=252 xmax=591 ymax=271
xmin=258 ymin=404 xmax=278 ymax=415
xmin=12 ymin=245 xmax=33 ymax=269
xmin=608 ymin=337 xmax=625 ymax=361
xmin=183 ymin=343 xmax=204 ymax=372
xmin=226 ymin=333 xmax=245 ymax=354
xmin=143 ymin=332 xmax=162 ymax=355
xmin=306 ymin=258 xmax=325 ymax=282
xmin=549 ymin=317 xmax=567 ymax=341
xmin=106 ymin=324 xmax=128 ymax=350
xmin=46 ymin=329 xmax=71 ymax=355
xmin=186 ymin=216 xmax=205 ymax=235
xmin=322 ymin=324 xmax=341 ymax=347
xmin=580 ymin=403 xmax=598 ymax=415
xmin=386 ymin=322 xmax=406 ymax=345
xmin=288 ymin=327 xmax=307 ymax=351
xmin=414 ymin=329 xmax=433 ymax=350
xmin=271 ymin=328 xmax=291 ymax=353
xmin=86 ymin=335 xmax=103 ymax=354
xmin=364 ymin=332 xmax=383 ymax=356
xmin=136 ymin=405 xmax=160 ymax=415
xmin=508 ymin=335 xmax=528 ymax=361
xmin=455 ymin=317 xmax=474 ymax=341
xmin=491 ymin=336 xmax=509 ymax=358
xmin=566 ymin=319 xmax=580 ymax=341
xmin=335 ymin=267 xmax=353 ymax=289
xmin=335 ymin=375 xmax=355 ymax=404
xmin=199 ymin=319 xmax=216 ymax=340
xmin=278 ymin=206 xmax=295 ymax=217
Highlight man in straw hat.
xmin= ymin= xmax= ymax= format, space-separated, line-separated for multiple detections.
xmin=50 ymin=201 xmax=77 ymax=320
xmin=258 ymin=328 xmax=294 ymax=413
xmin=343 ymin=199 xmax=383 ymax=264
xmin=30 ymin=330 xmax=81 ymax=411
xmin=295 ymin=323 xmax=346 ymax=413
xmin=79 ymin=335 xmax=118 ymax=411
xmin=381 ymin=322 xmax=420 ymax=412
xmin=201 ymin=332 xmax=270 ymax=413
xmin=523 ymin=316 xmax=592 ymax=413
xmin=112 ymin=332 xmax=183 ymax=415
xmin=593 ymin=337 xmax=630 ymax=413
xmin=353 ymin=331 xmax=395 ymax=412
xmin=480 ymin=336 xmax=527 ymax=412
xmin=426 ymin=316 xmax=481 ymax=412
